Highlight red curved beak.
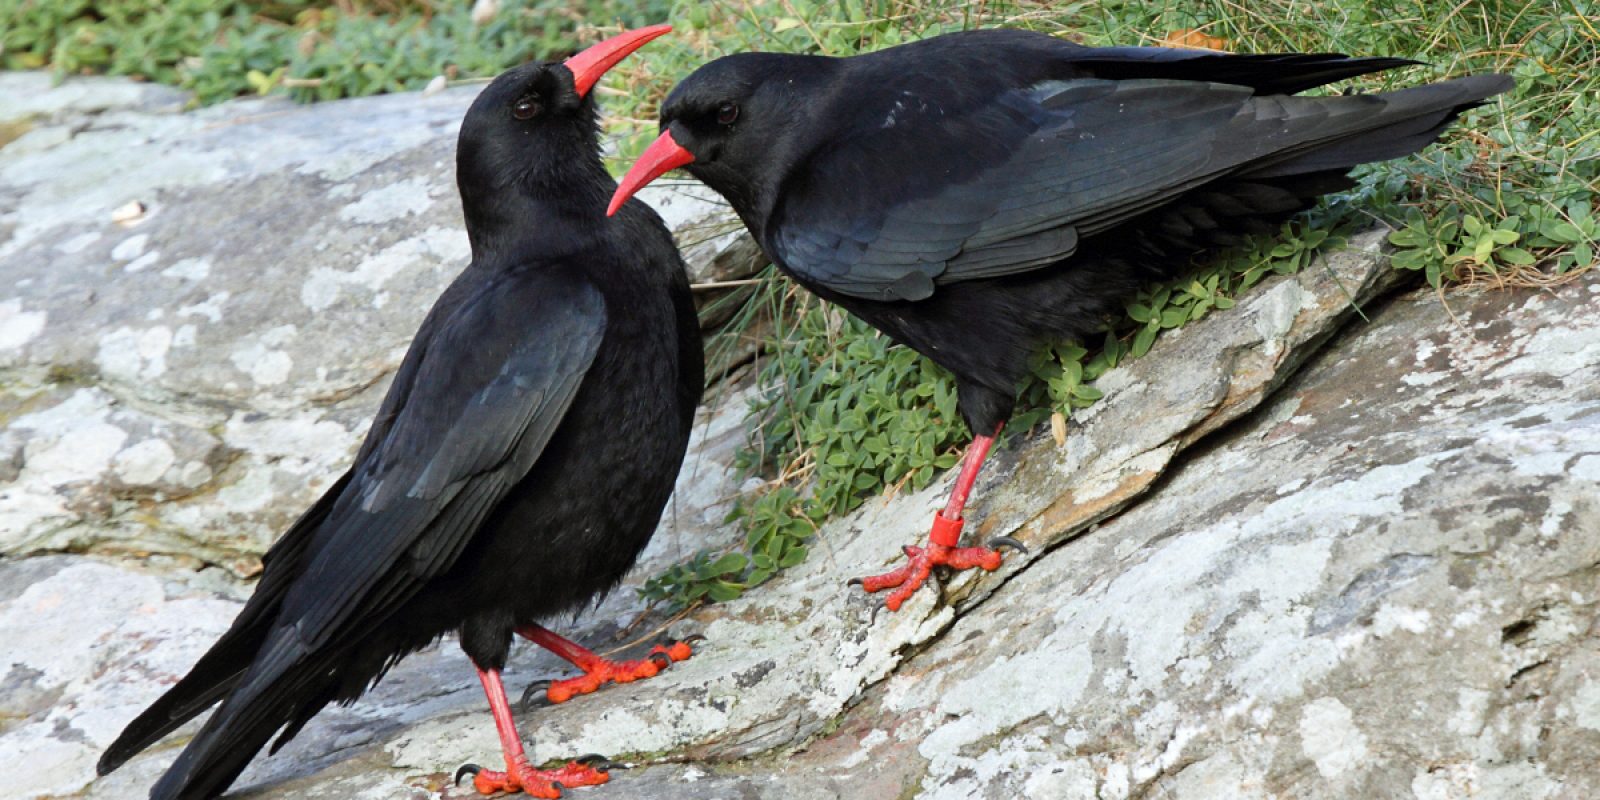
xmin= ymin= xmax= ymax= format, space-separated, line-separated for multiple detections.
xmin=563 ymin=23 xmax=672 ymax=99
xmin=607 ymin=129 xmax=695 ymax=216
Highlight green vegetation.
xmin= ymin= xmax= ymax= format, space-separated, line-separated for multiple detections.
xmin=0 ymin=0 xmax=671 ymax=105
xmin=6 ymin=0 xmax=1592 ymax=611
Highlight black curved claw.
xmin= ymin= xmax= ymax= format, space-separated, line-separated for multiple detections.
xmin=986 ymin=536 xmax=1030 ymax=555
xmin=846 ymin=577 xmax=864 ymax=588
xmin=519 ymin=679 xmax=551 ymax=712
xmin=576 ymin=753 xmax=627 ymax=771
xmin=648 ymin=651 xmax=672 ymax=669
xmin=454 ymin=763 xmax=481 ymax=786
xmin=681 ymin=633 xmax=707 ymax=646
xmin=551 ymin=781 xmax=567 ymax=796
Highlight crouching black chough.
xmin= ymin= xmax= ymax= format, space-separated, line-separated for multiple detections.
xmin=98 ymin=24 xmax=703 ymax=799
xmin=608 ymin=29 xmax=1512 ymax=611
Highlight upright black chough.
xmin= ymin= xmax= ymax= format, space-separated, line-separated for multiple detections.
xmin=97 ymin=25 xmax=704 ymax=800
xmin=607 ymin=29 xmax=1512 ymax=611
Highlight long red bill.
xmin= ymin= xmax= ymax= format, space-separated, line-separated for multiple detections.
xmin=563 ymin=23 xmax=672 ymax=99
xmin=607 ymin=129 xmax=695 ymax=216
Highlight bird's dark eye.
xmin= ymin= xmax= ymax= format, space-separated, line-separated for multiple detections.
xmin=716 ymin=102 xmax=739 ymax=126
xmin=512 ymin=95 xmax=541 ymax=120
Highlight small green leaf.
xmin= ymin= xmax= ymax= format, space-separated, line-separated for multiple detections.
xmin=1541 ymin=221 xmax=1584 ymax=243
xmin=779 ymin=545 xmax=809 ymax=568
xmin=707 ymin=552 xmax=748 ymax=576
xmin=1500 ymin=247 xmax=1536 ymax=266
xmin=707 ymin=582 xmax=743 ymax=602
xmin=1132 ymin=324 xmax=1158 ymax=358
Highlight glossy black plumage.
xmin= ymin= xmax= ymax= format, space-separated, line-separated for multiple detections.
xmin=98 ymin=55 xmax=702 ymax=800
xmin=641 ymin=28 xmax=1511 ymax=432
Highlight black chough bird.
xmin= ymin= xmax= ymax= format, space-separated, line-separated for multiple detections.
xmin=96 ymin=25 xmax=704 ymax=799
xmin=607 ymin=28 xmax=1512 ymax=610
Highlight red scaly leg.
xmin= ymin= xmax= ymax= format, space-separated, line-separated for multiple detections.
xmin=514 ymin=624 xmax=699 ymax=708
xmin=849 ymin=424 xmax=1028 ymax=611
xmin=453 ymin=668 xmax=613 ymax=797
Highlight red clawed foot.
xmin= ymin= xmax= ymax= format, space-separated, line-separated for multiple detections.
xmin=517 ymin=628 xmax=701 ymax=709
xmin=458 ymin=755 xmax=613 ymax=798
xmin=850 ymin=427 xmax=1027 ymax=612
xmin=458 ymin=669 xmax=623 ymax=798
xmin=849 ymin=541 xmax=1001 ymax=611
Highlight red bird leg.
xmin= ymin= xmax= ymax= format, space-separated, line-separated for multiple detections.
xmin=453 ymin=668 xmax=613 ymax=798
xmin=515 ymin=624 xmax=698 ymax=708
xmin=850 ymin=424 xmax=1028 ymax=611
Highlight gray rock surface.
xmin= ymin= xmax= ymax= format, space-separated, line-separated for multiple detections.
xmin=2 ymin=73 xmax=1596 ymax=800
xmin=0 ymin=72 xmax=741 ymax=573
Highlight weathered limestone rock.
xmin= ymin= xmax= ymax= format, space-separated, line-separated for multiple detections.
xmin=0 ymin=73 xmax=739 ymax=572
xmin=3 ymin=73 xmax=1595 ymax=800
xmin=820 ymin=275 xmax=1600 ymax=798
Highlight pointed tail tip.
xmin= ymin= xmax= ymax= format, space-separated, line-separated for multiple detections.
xmin=1444 ymin=71 xmax=1516 ymax=100
xmin=1479 ymin=72 xmax=1517 ymax=98
xmin=97 ymin=741 xmax=135 ymax=778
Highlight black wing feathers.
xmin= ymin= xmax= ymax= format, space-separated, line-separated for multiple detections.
xmin=774 ymin=79 xmax=1255 ymax=301
xmin=284 ymin=270 xmax=604 ymax=651
xmin=772 ymin=45 xmax=1509 ymax=302
xmin=143 ymin=268 xmax=606 ymax=800
xmin=1066 ymin=47 xmax=1420 ymax=94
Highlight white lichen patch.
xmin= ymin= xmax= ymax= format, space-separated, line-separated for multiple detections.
xmin=160 ymin=256 xmax=211 ymax=281
xmin=337 ymin=176 xmax=436 ymax=224
xmin=1572 ymin=454 xmax=1600 ymax=484
xmin=95 ymin=325 xmax=173 ymax=381
xmin=300 ymin=226 xmax=466 ymax=311
xmin=835 ymin=729 xmax=890 ymax=770
xmin=1251 ymin=278 xmax=1307 ymax=358
xmin=11 ymin=389 xmax=128 ymax=485
xmin=1401 ymin=370 xmax=1449 ymax=387
xmin=229 ymin=324 xmax=298 ymax=386
xmin=1298 ymin=697 xmax=1369 ymax=779
xmin=1373 ymin=605 xmax=1432 ymax=636
xmin=919 ymin=642 xmax=1093 ymax=769
xmin=1571 ymin=678 xmax=1600 ymax=732
xmin=1414 ymin=338 xmax=1437 ymax=365
xmin=1491 ymin=308 xmax=1600 ymax=382
xmin=179 ymin=290 xmax=230 ymax=323
xmin=214 ymin=464 xmax=280 ymax=513
xmin=0 ymin=298 xmax=47 ymax=352
xmin=221 ymin=409 xmax=360 ymax=467
xmin=174 ymin=460 xmax=213 ymax=489
xmin=1449 ymin=688 xmax=1491 ymax=736
xmin=110 ymin=233 xmax=150 ymax=261
xmin=123 ymin=250 xmax=161 ymax=273
xmin=112 ymin=438 xmax=178 ymax=486
xmin=1020 ymin=759 xmax=1100 ymax=800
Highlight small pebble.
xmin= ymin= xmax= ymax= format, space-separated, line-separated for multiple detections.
xmin=112 ymin=200 xmax=147 ymax=226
